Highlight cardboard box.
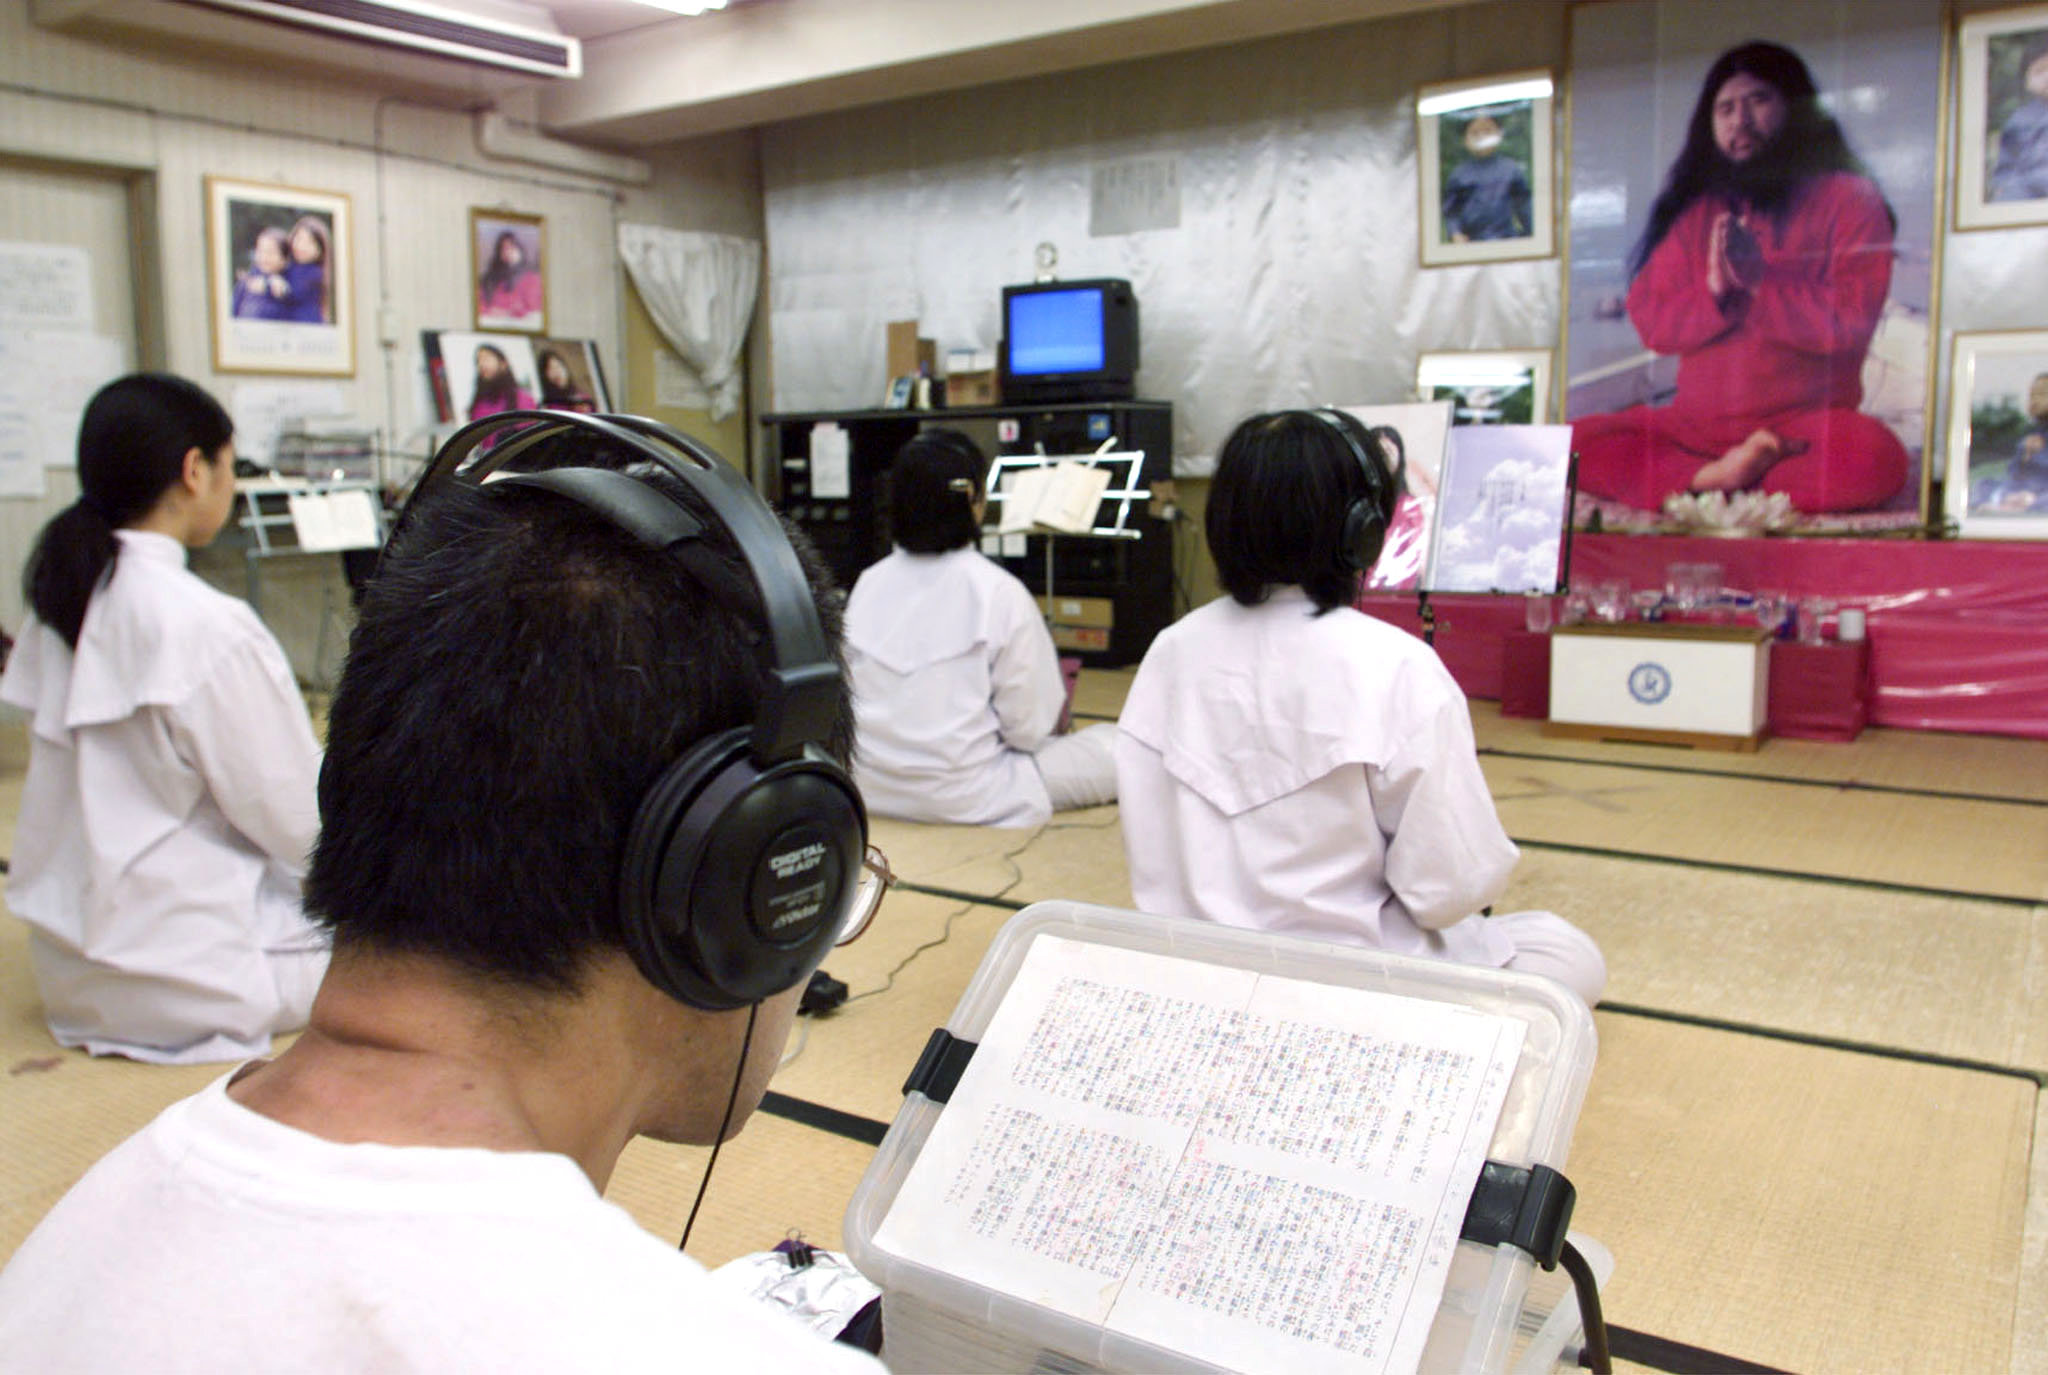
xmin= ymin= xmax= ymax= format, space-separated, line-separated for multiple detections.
xmin=1050 ymin=595 xmax=1115 ymax=629
xmin=945 ymin=369 xmax=999 ymax=407
xmin=1050 ymin=624 xmax=1112 ymax=653
xmin=886 ymin=320 xmax=935 ymax=381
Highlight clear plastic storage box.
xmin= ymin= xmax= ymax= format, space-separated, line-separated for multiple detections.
xmin=843 ymin=900 xmax=1601 ymax=1374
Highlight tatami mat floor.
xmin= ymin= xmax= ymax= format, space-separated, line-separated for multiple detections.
xmin=3 ymin=669 xmax=2046 ymax=1374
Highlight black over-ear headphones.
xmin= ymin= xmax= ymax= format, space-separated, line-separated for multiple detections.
xmin=389 ymin=411 xmax=867 ymax=1012
xmin=1311 ymin=408 xmax=1406 ymax=573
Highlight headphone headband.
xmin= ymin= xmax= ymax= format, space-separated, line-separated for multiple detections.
xmin=395 ymin=411 xmax=838 ymax=763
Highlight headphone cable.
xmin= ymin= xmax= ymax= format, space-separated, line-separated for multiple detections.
xmin=678 ymin=1000 xmax=758 ymax=1253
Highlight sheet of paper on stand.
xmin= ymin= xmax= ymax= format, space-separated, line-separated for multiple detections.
xmin=286 ymin=489 xmax=381 ymax=552
xmin=871 ymin=932 xmax=1525 ymax=1375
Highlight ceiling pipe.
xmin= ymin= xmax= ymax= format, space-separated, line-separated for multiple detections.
xmin=475 ymin=109 xmax=652 ymax=184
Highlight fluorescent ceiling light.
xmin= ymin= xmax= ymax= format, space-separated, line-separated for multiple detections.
xmin=1416 ymin=77 xmax=1553 ymax=117
xmin=622 ymin=0 xmax=730 ymax=13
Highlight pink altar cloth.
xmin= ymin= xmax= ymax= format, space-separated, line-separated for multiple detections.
xmin=1359 ymin=534 xmax=2048 ymax=739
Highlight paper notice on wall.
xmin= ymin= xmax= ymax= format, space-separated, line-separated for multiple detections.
xmin=0 ymin=329 xmax=126 ymax=469
xmin=232 ymin=381 xmax=350 ymax=468
xmin=808 ymin=421 xmax=851 ymax=500
xmin=654 ymin=346 xmax=714 ymax=410
xmin=0 ymin=412 xmax=46 ymax=499
xmin=0 ymin=242 xmax=94 ymax=332
xmin=1090 ymin=156 xmax=1183 ymax=237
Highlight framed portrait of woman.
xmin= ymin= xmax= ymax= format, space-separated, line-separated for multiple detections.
xmin=1955 ymin=3 xmax=2048 ymax=230
xmin=470 ymin=209 xmax=546 ymax=333
xmin=1563 ymin=0 xmax=1941 ymax=534
xmin=1945 ymin=330 xmax=2048 ymax=539
xmin=205 ymin=176 xmax=353 ymax=376
xmin=1415 ymin=71 xmax=1555 ymax=267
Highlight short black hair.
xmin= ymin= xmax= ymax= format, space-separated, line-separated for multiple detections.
xmin=305 ymin=431 xmax=852 ymax=992
xmin=1206 ymin=410 xmax=1380 ymax=613
xmin=889 ymin=428 xmax=984 ymax=553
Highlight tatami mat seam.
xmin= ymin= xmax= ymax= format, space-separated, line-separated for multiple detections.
xmin=1480 ymin=747 xmax=2048 ymax=809
xmin=1514 ymin=839 xmax=2044 ymax=908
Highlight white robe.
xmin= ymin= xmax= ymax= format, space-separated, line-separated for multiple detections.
xmin=0 ymin=1074 xmax=883 ymax=1372
xmin=1 ymin=530 xmax=328 ymax=1063
xmin=1116 ymin=588 xmax=1517 ymax=968
xmin=844 ymin=546 xmax=1063 ymax=827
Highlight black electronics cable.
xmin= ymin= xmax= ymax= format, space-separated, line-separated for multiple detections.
xmin=841 ymin=812 xmax=1120 ymax=1006
xmin=678 ymin=1000 xmax=759 ymax=1253
xmin=1560 ymin=1239 xmax=1612 ymax=1374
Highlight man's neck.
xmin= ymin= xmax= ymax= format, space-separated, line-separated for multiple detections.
xmin=226 ymin=949 xmax=651 ymax=1189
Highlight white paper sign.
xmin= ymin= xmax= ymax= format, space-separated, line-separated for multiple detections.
xmin=654 ymin=346 xmax=713 ymax=410
xmin=0 ymin=412 xmax=46 ymax=499
xmin=231 ymin=381 xmax=350 ymax=468
xmin=0 ymin=242 xmax=94 ymax=331
xmin=0 ymin=330 xmax=126 ymax=469
xmin=808 ymin=421 xmax=851 ymax=500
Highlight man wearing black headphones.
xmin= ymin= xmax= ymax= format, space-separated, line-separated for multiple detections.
xmin=1115 ymin=409 xmax=1605 ymax=1007
xmin=0 ymin=415 xmax=887 ymax=1370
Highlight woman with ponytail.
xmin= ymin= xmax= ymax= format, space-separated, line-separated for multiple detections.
xmin=2 ymin=373 xmax=327 ymax=1063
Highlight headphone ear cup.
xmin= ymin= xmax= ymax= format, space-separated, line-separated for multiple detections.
xmin=619 ymin=729 xmax=867 ymax=1011
xmin=1341 ymin=498 xmax=1387 ymax=573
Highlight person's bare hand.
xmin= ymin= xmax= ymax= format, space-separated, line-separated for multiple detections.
xmin=1706 ymin=211 xmax=1732 ymax=299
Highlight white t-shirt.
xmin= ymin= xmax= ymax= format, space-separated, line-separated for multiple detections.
xmin=0 ymin=530 xmax=328 ymax=1062
xmin=1117 ymin=588 xmax=1516 ymax=967
xmin=0 ymin=1075 xmax=886 ymax=1374
xmin=845 ymin=546 xmax=1065 ymax=827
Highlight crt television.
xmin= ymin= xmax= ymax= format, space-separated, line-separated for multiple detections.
xmin=999 ymin=278 xmax=1139 ymax=404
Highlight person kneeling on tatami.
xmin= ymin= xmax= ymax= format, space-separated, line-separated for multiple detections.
xmin=1116 ymin=408 xmax=1605 ymax=1007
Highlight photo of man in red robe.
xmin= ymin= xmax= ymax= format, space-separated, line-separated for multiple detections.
xmin=1570 ymin=41 xmax=1909 ymax=515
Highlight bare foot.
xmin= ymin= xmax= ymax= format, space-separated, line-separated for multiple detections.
xmin=1691 ymin=429 xmax=1783 ymax=492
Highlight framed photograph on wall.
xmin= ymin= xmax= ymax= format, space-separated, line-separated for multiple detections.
xmin=1416 ymin=350 xmax=1553 ymax=425
xmin=471 ymin=209 xmax=546 ymax=333
xmin=1955 ymin=3 xmax=2048 ymax=230
xmin=205 ymin=176 xmax=352 ymax=376
xmin=1945 ymin=330 xmax=2048 ymax=538
xmin=533 ymin=338 xmax=611 ymax=414
xmin=1415 ymin=70 xmax=1555 ymax=267
xmin=1563 ymin=0 xmax=1942 ymax=534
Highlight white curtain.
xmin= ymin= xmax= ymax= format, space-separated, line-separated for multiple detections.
xmin=615 ymin=224 xmax=760 ymax=420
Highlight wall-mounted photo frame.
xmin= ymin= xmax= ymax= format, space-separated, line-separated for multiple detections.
xmin=1416 ymin=349 xmax=1554 ymax=425
xmin=1415 ymin=70 xmax=1555 ymax=267
xmin=470 ymin=209 xmax=546 ymax=333
xmin=1945 ymin=329 xmax=2048 ymax=539
xmin=205 ymin=176 xmax=353 ymax=376
xmin=1563 ymin=0 xmax=1941 ymax=535
xmin=1955 ymin=3 xmax=2048 ymax=230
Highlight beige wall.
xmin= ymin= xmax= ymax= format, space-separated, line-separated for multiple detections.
xmin=0 ymin=8 xmax=764 ymax=676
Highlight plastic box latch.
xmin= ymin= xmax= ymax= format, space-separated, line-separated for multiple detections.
xmin=902 ymin=1028 xmax=979 ymax=1104
xmin=1458 ymin=1162 xmax=1576 ymax=1270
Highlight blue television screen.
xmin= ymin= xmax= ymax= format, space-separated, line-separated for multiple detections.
xmin=1008 ymin=288 xmax=1106 ymax=376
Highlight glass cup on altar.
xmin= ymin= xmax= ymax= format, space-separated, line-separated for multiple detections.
xmin=1524 ymin=593 xmax=1554 ymax=633
xmin=1796 ymin=597 xmax=1834 ymax=645
xmin=1561 ymin=590 xmax=1590 ymax=626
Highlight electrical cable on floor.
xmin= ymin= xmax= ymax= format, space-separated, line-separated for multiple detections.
xmin=1560 ymin=1239 xmax=1612 ymax=1375
xmin=838 ymin=807 xmax=1119 ymax=1007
